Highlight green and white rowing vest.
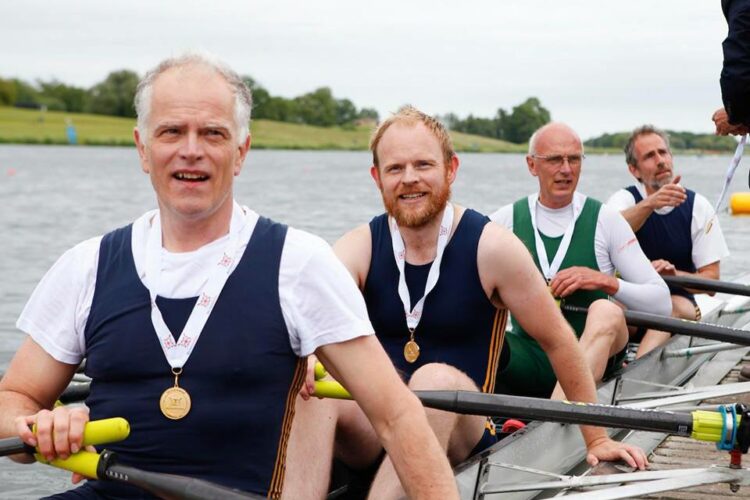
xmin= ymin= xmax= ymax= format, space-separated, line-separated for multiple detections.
xmin=510 ymin=196 xmax=608 ymax=340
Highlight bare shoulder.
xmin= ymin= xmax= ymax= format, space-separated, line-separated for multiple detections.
xmin=478 ymin=220 xmax=524 ymax=257
xmin=333 ymin=223 xmax=372 ymax=288
xmin=477 ymin=221 xmax=537 ymax=301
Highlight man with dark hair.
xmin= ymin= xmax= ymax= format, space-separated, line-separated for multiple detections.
xmin=607 ymin=125 xmax=729 ymax=357
xmin=0 ymin=55 xmax=458 ymax=499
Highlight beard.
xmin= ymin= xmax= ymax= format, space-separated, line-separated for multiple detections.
xmin=381 ymin=181 xmax=452 ymax=228
xmin=642 ymin=163 xmax=673 ymax=191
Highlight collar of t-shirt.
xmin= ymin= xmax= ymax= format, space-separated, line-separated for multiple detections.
xmin=534 ymin=197 xmax=577 ymax=237
xmin=132 ymin=201 xmax=260 ymax=299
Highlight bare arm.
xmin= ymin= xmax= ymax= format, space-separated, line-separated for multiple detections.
xmin=478 ymin=224 xmax=646 ymax=467
xmin=655 ymin=260 xmax=721 ymax=296
xmin=333 ymin=224 xmax=372 ymax=288
xmin=620 ymin=177 xmax=685 ymax=232
xmin=0 ymin=337 xmax=84 ymax=462
xmin=315 ymin=336 xmax=458 ymax=499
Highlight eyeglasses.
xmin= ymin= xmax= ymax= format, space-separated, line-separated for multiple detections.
xmin=531 ymin=154 xmax=585 ymax=168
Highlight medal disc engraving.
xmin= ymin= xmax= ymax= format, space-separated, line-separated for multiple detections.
xmin=160 ymin=386 xmax=192 ymax=420
xmin=404 ymin=340 xmax=420 ymax=363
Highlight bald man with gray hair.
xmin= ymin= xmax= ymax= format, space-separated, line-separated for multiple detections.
xmin=490 ymin=122 xmax=670 ymax=400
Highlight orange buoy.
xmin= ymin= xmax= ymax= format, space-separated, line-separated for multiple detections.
xmin=730 ymin=192 xmax=750 ymax=215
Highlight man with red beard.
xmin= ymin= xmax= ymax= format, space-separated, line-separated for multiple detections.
xmin=298 ymin=107 xmax=646 ymax=500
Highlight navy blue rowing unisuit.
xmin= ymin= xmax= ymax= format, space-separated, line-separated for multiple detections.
xmin=49 ymin=217 xmax=304 ymax=500
xmin=363 ymin=209 xmax=507 ymax=392
xmin=625 ymin=186 xmax=696 ymax=301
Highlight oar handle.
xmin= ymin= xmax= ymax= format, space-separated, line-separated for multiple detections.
xmin=314 ymin=380 xmax=352 ymax=399
xmin=41 ymin=449 xmax=101 ymax=478
xmin=0 ymin=417 xmax=130 ymax=458
xmin=314 ymin=361 xmax=328 ymax=381
xmin=312 ymin=362 xmax=353 ymax=398
xmin=34 ymin=417 xmax=130 ymax=450
xmin=33 ymin=417 xmax=130 ymax=466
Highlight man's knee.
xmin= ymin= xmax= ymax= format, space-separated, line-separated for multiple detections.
xmin=671 ymin=295 xmax=699 ymax=320
xmin=584 ymin=300 xmax=627 ymax=342
xmin=408 ymin=363 xmax=477 ymax=391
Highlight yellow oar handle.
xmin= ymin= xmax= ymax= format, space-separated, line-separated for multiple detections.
xmin=314 ymin=380 xmax=352 ymax=400
xmin=314 ymin=361 xmax=328 ymax=381
xmin=40 ymin=450 xmax=102 ymax=479
xmin=33 ymin=417 xmax=130 ymax=450
xmin=33 ymin=417 xmax=130 ymax=468
xmin=691 ymin=410 xmax=741 ymax=443
xmin=312 ymin=362 xmax=352 ymax=398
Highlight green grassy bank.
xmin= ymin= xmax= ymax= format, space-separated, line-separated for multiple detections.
xmin=0 ymin=106 xmax=526 ymax=153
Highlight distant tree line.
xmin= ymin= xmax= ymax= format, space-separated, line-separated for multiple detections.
xmin=585 ymin=130 xmax=737 ymax=153
xmin=439 ymin=97 xmax=551 ymax=144
xmin=0 ymin=71 xmax=379 ymax=127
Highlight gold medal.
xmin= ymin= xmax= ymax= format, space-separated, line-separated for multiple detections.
xmin=160 ymin=367 xmax=191 ymax=420
xmin=404 ymin=339 xmax=420 ymax=363
xmin=160 ymin=386 xmax=191 ymax=420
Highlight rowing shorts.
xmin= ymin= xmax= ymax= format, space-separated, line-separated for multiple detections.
xmin=494 ymin=333 xmax=627 ymax=398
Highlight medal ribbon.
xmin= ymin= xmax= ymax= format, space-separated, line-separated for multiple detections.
xmin=706 ymin=134 xmax=747 ymax=234
xmin=389 ymin=203 xmax=454 ymax=331
xmin=528 ymin=192 xmax=586 ymax=281
xmin=145 ymin=204 xmax=252 ymax=369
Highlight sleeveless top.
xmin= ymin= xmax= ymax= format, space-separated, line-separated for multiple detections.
xmin=625 ymin=185 xmax=696 ymax=299
xmin=510 ymin=196 xmax=607 ymax=339
xmin=363 ymin=209 xmax=507 ymax=392
xmin=76 ymin=217 xmax=304 ymax=499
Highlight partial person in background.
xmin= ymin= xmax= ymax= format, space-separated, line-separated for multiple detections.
xmin=607 ymin=125 xmax=730 ymax=358
xmin=713 ymin=0 xmax=750 ymax=187
xmin=491 ymin=122 xmax=670 ymax=398
xmin=0 ymin=53 xmax=458 ymax=499
xmin=714 ymin=0 xmax=750 ymax=136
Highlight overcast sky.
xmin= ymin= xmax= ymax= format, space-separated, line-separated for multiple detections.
xmin=1 ymin=1 xmax=729 ymax=139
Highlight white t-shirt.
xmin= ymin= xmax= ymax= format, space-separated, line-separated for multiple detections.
xmin=606 ymin=183 xmax=730 ymax=269
xmin=17 ymin=203 xmax=373 ymax=364
xmin=490 ymin=193 xmax=671 ymax=316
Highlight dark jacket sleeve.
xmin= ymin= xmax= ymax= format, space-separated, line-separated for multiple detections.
xmin=722 ymin=0 xmax=750 ymax=125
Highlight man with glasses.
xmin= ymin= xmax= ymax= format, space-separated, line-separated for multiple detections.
xmin=606 ymin=125 xmax=729 ymax=358
xmin=490 ymin=122 xmax=670 ymax=399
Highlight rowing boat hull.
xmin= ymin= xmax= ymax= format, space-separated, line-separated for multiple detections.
xmin=455 ymin=277 xmax=750 ymax=499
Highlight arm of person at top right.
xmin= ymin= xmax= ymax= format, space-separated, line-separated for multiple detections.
xmin=607 ymin=180 xmax=686 ymax=233
xmin=0 ymin=337 xmax=85 ymax=465
xmin=477 ymin=223 xmax=648 ymax=469
xmin=715 ymin=0 xmax=750 ymax=135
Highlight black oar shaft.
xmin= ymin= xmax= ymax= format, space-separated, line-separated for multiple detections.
xmin=663 ymin=275 xmax=750 ymax=297
xmin=0 ymin=437 xmax=32 ymax=457
xmin=58 ymin=382 xmax=90 ymax=404
xmin=415 ymin=390 xmax=695 ymax=436
xmin=562 ymin=304 xmax=750 ymax=346
xmin=104 ymin=463 xmax=261 ymax=499
xmin=96 ymin=450 xmax=263 ymax=499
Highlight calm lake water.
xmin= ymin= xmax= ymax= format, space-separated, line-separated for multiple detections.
xmin=0 ymin=144 xmax=748 ymax=496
